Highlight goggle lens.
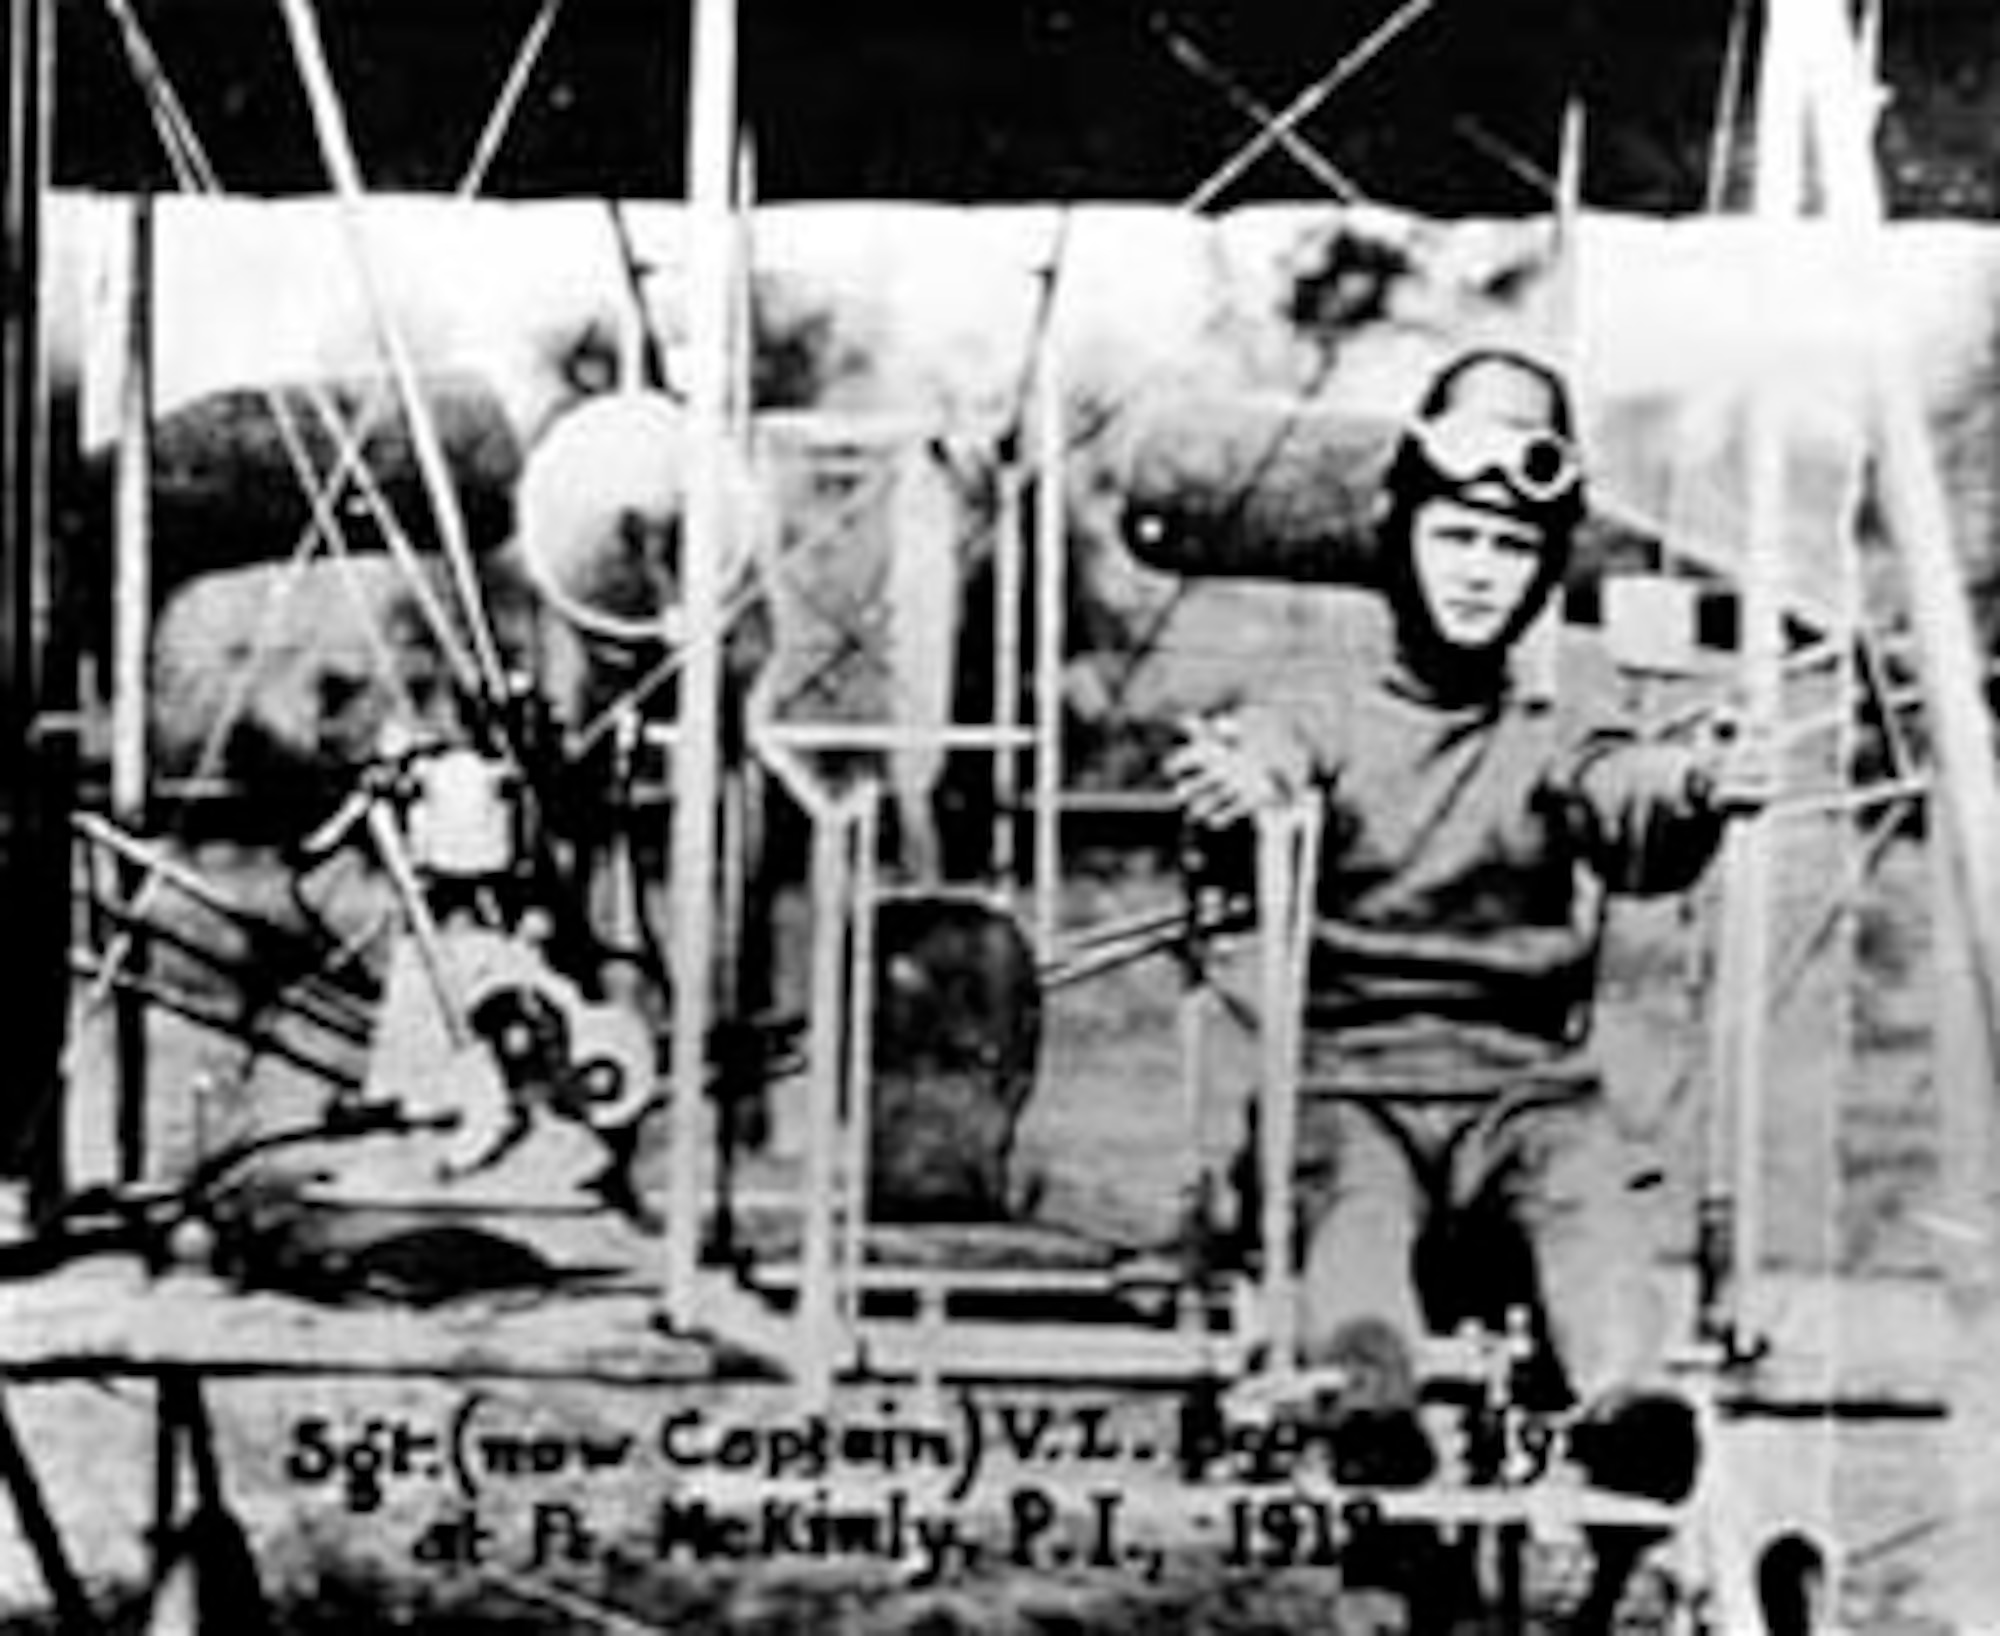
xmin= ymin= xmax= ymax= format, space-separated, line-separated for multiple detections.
xmin=1413 ymin=412 xmax=1579 ymax=504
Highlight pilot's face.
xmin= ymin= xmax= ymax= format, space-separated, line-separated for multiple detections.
xmin=1408 ymin=495 xmax=1547 ymax=651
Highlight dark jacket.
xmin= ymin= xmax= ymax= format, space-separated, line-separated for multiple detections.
xmin=1234 ymin=596 xmax=1723 ymax=1060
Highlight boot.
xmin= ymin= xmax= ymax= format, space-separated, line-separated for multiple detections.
xmin=1317 ymin=1315 xmax=1436 ymax=1487
xmin=1314 ymin=1318 xmax=1467 ymax=1630
xmin=1567 ymin=1388 xmax=1701 ymax=1635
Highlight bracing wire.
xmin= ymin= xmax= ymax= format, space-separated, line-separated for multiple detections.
xmin=99 ymin=0 xmax=609 ymax=765
xmin=458 ymin=0 xmax=567 ymax=199
xmin=83 ymin=3 xmax=458 ymax=977
xmin=1706 ymin=0 xmax=1752 ymax=215
xmin=276 ymin=0 xmax=511 ymax=711
xmin=1151 ymin=19 xmax=1365 ymax=203
xmin=1181 ymin=0 xmax=1440 ymax=212
xmin=97 ymin=0 xmax=481 ymax=708
xmin=80 ymin=0 xmax=591 ymax=1048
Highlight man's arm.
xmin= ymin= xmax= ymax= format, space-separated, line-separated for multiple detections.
xmin=1165 ymin=702 xmax=1320 ymax=828
xmin=1564 ymin=714 xmax=1771 ymax=895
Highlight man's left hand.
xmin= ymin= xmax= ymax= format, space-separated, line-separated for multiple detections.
xmin=1692 ymin=708 xmax=1779 ymax=817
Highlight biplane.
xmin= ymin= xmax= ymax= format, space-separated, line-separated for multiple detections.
xmin=1 ymin=1 xmax=1997 ymax=1632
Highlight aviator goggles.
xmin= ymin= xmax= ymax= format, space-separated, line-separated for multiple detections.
xmin=1410 ymin=410 xmax=1581 ymax=506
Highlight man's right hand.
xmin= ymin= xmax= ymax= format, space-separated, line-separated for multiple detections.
xmin=1166 ymin=715 xmax=1288 ymax=828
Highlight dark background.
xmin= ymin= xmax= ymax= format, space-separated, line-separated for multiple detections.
xmin=51 ymin=0 xmax=2000 ymax=215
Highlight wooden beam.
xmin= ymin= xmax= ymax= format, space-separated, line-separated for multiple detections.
xmin=795 ymin=795 xmax=852 ymax=1409
xmin=1254 ymin=801 xmax=1319 ymax=1379
xmin=993 ymin=468 xmax=1025 ymax=879
xmin=2 ymin=0 xmax=67 ymax=1208
xmin=111 ymin=194 xmax=153 ymax=838
xmin=0 ymin=1278 xmax=740 ymax=1381
xmin=754 ymin=722 xmax=1034 ymax=753
xmin=1701 ymin=0 xmax=1813 ymax=1352
xmin=840 ymin=796 xmax=882 ymax=1345
xmin=112 ymin=192 xmax=154 ymax=1185
xmin=663 ymin=0 xmax=740 ymax=1323
xmin=1030 ymin=256 xmax=1066 ymax=955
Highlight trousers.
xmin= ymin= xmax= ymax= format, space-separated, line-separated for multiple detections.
xmin=1289 ymin=1077 xmax=1665 ymax=1404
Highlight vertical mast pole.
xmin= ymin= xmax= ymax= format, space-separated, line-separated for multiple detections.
xmin=112 ymin=193 xmax=155 ymax=1182
xmin=1756 ymin=0 xmax=2000 ymax=1594
xmin=1803 ymin=0 xmax=2000 ymax=1279
xmin=3 ymin=0 xmax=65 ymax=1209
xmin=1707 ymin=0 xmax=1810 ymax=1344
xmin=1030 ymin=258 xmax=1065 ymax=955
xmin=663 ymin=0 xmax=740 ymax=1318
xmin=111 ymin=197 xmax=152 ymax=842
xmin=1799 ymin=10 xmax=2000 ymax=1606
